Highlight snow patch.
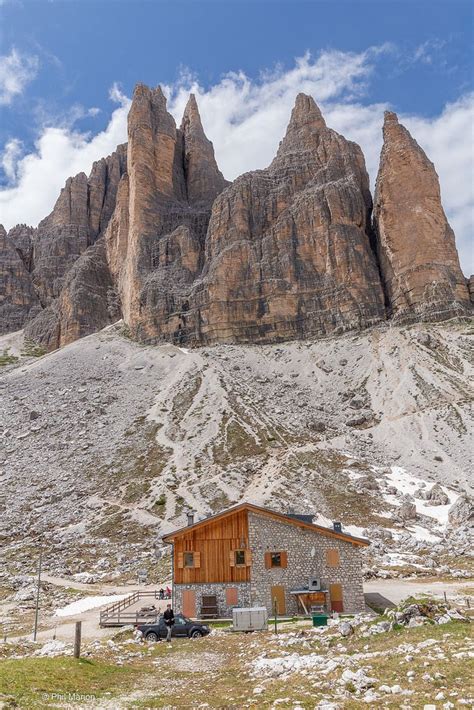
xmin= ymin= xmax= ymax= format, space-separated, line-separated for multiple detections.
xmin=55 ymin=594 xmax=127 ymax=617
xmin=384 ymin=466 xmax=458 ymax=528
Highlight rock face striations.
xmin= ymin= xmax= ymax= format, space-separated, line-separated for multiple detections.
xmin=373 ymin=112 xmax=470 ymax=322
xmin=0 ymin=87 xmax=471 ymax=350
xmin=0 ymin=225 xmax=39 ymax=334
xmin=1 ymin=145 xmax=127 ymax=347
xmin=107 ymin=85 xmax=227 ymax=341
xmin=182 ymin=94 xmax=386 ymax=344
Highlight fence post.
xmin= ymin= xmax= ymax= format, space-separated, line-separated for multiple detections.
xmin=74 ymin=622 xmax=82 ymax=659
xmin=33 ymin=539 xmax=43 ymax=642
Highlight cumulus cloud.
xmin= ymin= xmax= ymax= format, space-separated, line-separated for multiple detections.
xmin=0 ymin=49 xmax=472 ymax=275
xmin=0 ymin=97 xmax=130 ymax=231
xmin=0 ymin=48 xmax=39 ymax=105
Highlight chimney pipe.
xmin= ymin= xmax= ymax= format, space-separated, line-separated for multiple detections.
xmin=333 ymin=521 xmax=342 ymax=532
xmin=186 ymin=511 xmax=195 ymax=526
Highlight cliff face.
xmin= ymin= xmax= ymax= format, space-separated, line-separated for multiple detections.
xmin=1 ymin=87 xmax=471 ymax=350
xmin=14 ymin=145 xmax=127 ymax=349
xmin=32 ymin=144 xmax=127 ymax=307
xmin=373 ymin=112 xmax=470 ymax=322
xmin=179 ymin=94 xmax=386 ymax=344
xmin=0 ymin=225 xmax=40 ymax=334
xmin=106 ymin=85 xmax=227 ymax=341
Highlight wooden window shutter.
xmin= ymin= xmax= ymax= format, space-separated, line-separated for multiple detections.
xmin=280 ymin=551 xmax=288 ymax=568
xmin=229 ymin=550 xmax=235 ymax=567
xmin=177 ymin=552 xmax=184 ymax=569
xmin=264 ymin=551 xmax=272 ymax=569
xmin=326 ymin=548 xmax=340 ymax=567
xmin=194 ymin=551 xmax=201 ymax=568
xmin=245 ymin=549 xmax=252 ymax=566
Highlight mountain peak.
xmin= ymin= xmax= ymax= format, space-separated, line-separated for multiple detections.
xmin=287 ymin=92 xmax=326 ymax=132
xmin=181 ymin=93 xmax=205 ymax=137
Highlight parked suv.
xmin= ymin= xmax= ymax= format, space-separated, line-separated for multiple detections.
xmin=137 ymin=614 xmax=211 ymax=641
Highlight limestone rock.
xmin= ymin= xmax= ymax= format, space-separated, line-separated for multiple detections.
xmin=396 ymin=501 xmax=417 ymax=522
xmin=32 ymin=145 xmax=126 ymax=305
xmin=57 ymin=240 xmax=120 ymax=348
xmin=17 ymin=145 xmax=126 ymax=346
xmin=2 ymin=87 xmax=471 ymax=353
xmin=0 ymin=225 xmax=40 ymax=334
xmin=373 ymin=112 xmax=471 ymax=322
xmin=468 ymin=276 xmax=474 ymax=303
xmin=24 ymin=302 xmax=60 ymax=351
xmin=25 ymin=240 xmax=120 ymax=351
xmin=180 ymin=93 xmax=386 ymax=345
xmin=181 ymin=93 xmax=229 ymax=204
xmin=448 ymin=495 xmax=474 ymax=528
xmin=7 ymin=224 xmax=35 ymax=270
xmin=426 ymin=483 xmax=449 ymax=506
xmin=106 ymin=85 xmax=227 ymax=340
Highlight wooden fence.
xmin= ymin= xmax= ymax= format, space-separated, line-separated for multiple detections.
xmin=99 ymin=589 xmax=167 ymax=627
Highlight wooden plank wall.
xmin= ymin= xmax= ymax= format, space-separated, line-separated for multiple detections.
xmin=173 ymin=510 xmax=250 ymax=584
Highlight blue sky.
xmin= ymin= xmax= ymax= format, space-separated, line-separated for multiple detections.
xmin=1 ymin=0 xmax=473 ymax=272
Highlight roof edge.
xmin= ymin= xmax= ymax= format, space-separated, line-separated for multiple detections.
xmin=161 ymin=502 xmax=369 ymax=547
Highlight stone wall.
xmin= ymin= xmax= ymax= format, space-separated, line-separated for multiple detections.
xmin=248 ymin=512 xmax=366 ymax=615
xmin=173 ymin=581 xmax=251 ymax=618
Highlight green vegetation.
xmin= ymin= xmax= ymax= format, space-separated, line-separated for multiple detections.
xmin=0 ymin=657 xmax=138 ymax=708
xmin=150 ymin=492 xmax=167 ymax=513
xmin=21 ymin=340 xmax=47 ymax=358
xmin=0 ymin=350 xmax=18 ymax=367
xmin=0 ymin=616 xmax=472 ymax=709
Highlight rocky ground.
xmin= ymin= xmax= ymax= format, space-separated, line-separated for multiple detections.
xmin=1 ymin=319 xmax=473 ymax=587
xmin=0 ymin=597 xmax=472 ymax=709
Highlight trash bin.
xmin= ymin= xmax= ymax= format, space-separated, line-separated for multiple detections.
xmin=312 ymin=614 xmax=328 ymax=627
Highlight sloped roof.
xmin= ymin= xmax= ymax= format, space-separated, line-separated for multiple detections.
xmin=162 ymin=502 xmax=369 ymax=547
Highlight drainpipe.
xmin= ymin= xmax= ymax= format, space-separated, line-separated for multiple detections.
xmin=171 ymin=543 xmax=175 ymax=610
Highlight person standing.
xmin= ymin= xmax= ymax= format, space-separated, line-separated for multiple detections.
xmin=163 ymin=603 xmax=174 ymax=642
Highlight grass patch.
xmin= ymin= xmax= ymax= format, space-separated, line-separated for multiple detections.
xmin=0 ymin=350 xmax=18 ymax=367
xmin=0 ymin=657 xmax=139 ymax=708
xmin=21 ymin=340 xmax=47 ymax=358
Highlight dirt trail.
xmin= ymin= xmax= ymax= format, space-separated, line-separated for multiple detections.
xmin=364 ymin=578 xmax=473 ymax=605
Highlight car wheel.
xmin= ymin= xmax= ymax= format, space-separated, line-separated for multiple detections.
xmin=146 ymin=632 xmax=159 ymax=642
xmin=191 ymin=629 xmax=203 ymax=638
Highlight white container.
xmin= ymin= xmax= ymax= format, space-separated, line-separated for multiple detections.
xmin=232 ymin=606 xmax=268 ymax=632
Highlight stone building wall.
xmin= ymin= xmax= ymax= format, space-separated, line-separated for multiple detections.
xmin=247 ymin=512 xmax=366 ymax=615
xmin=173 ymin=581 xmax=251 ymax=618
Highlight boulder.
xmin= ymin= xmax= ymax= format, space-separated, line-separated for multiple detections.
xmin=426 ymin=483 xmax=449 ymax=506
xmin=448 ymin=495 xmax=474 ymax=527
xmin=396 ymin=501 xmax=417 ymax=522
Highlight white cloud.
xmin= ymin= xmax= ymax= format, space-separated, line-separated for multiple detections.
xmin=109 ymin=81 xmax=128 ymax=106
xmin=0 ymin=48 xmax=39 ymax=105
xmin=0 ymin=97 xmax=130 ymax=230
xmin=1 ymin=138 xmax=23 ymax=181
xmin=0 ymin=50 xmax=472 ymax=275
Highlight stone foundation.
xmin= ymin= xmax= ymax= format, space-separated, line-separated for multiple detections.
xmin=174 ymin=582 xmax=252 ymax=618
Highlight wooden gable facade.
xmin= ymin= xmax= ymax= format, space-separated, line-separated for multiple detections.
xmin=172 ymin=508 xmax=251 ymax=584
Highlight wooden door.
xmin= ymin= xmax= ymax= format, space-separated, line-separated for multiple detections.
xmin=271 ymin=585 xmax=286 ymax=615
xmin=182 ymin=590 xmax=196 ymax=618
xmin=226 ymin=587 xmax=238 ymax=606
xmin=330 ymin=583 xmax=344 ymax=613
